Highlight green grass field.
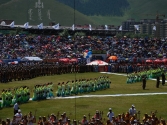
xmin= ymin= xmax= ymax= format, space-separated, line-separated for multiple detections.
xmin=0 ymin=72 xmax=167 ymax=121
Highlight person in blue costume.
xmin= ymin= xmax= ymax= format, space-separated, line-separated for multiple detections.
xmin=48 ymin=82 xmax=54 ymax=98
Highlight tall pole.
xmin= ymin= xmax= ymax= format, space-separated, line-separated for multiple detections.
xmin=74 ymin=0 xmax=76 ymax=26
xmin=74 ymin=0 xmax=76 ymax=120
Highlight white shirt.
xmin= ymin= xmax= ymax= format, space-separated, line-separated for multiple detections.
xmin=129 ymin=107 xmax=136 ymax=116
xmin=13 ymin=103 xmax=19 ymax=110
xmin=107 ymin=111 xmax=114 ymax=121
xmin=15 ymin=112 xmax=23 ymax=122
xmin=28 ymin=115 xmax=34 ymax=125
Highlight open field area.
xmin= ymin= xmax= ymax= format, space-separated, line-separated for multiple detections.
xmin=0 ymin=72 xmax=167 ymax=121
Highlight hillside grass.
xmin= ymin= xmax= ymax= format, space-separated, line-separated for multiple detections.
xmin=0 ymin=0 xmax=97 ymax=26
xmin=89 ymin=0 xmax=167 ymax=26
xmin=0 ymin=72 xmax=167 ymax=121
xmin=0 ymin=0 xmax=167 ymax=26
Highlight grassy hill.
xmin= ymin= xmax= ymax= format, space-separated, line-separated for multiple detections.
xmin=0 ymin=0 xmax=166 ymax=26
xmin=0 ymin=0 xmax=97 ymax=26
xmin=89 ymin=0 xmax=167 ymax=26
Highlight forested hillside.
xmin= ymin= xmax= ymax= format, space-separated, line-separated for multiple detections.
xmin=56 ymin=0 xmax=130 ymax=16
xmin=0 ymin=0 xmax=11 ymax=5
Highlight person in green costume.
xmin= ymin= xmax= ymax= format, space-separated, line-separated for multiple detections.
xmin=61 ymin=82 xmax=65 ymax=97
xmin=48 ymin=82 xmax=54 ymax=98
xmin=32 ymin=85 xmax=38 ymax=101
xmin=89 ymin=79 xmax=94 ymax=92
xmin=70 ymin=81 xmax=76 ymax=95
xmin=65 ymin=81 xmax=70 ymax=96
xmin=86 ymin=79 xmax=90 ymax=93
xmin=94 ymin=78 xmax=98 ymax=91
xmin=80 ymin=79 xmax=84 ymax=93
xmin=77 ymin=80 xmax=81 ymax=94
xmin=56 ymin=83 xmax=62 ymax=97
xmin=75 ymin=80 xmax=79 ymax=95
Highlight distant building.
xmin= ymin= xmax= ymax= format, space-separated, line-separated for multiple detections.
xmin=120 ymin=18 xmax=167 ymax=38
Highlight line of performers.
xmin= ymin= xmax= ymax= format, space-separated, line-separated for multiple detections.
xmin=0 ymin=76 xmax=111 ymax=106
xmin=56 ymin=76 xmax=111 ymax=97
xmin=126 ymin=68 xmax=165 ymax=84
xmin=1 ymin=86 xmax=30 ymax=108
xmin=32 ymin=82 xmax=54 ymax=101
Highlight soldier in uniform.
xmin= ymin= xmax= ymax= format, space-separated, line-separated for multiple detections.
xmin=142 ymin=76 xmax=146 ymax=90
xmin=156 ymin=76 xmax=160 ymax=88
xmin=161 ymin=73 xmax=166 ymax=86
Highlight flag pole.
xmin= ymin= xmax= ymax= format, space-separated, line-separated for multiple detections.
xmin=74 ymin=0 xmax=76 ymax=120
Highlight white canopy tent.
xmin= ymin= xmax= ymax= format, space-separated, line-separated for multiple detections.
xmin=86 ymin=60 xmax=108 ymax=66
xmin=22 ymin=57 xmax=43 ymax=61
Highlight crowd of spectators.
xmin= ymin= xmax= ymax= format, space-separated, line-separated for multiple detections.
xmin=0 ymin=105 xmax=166 ymax=125
xmin=0 ymin=34 xmax=167 ymax=125
xmin=0 ymin=34 xmax=167 ymax=62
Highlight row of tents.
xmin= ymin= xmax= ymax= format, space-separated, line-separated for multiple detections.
xmin=1 ymin=56 xmax=167 ymax=65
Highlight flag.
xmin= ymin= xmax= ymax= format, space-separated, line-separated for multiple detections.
xmin=72 ymin=24 xmax=75 ymax=31
xmin=153 ymin=26 xmax=156 ymax=31
xmin=37 ymin=23 xmax=43 ymax=29
xmin=89 ymin=24 xmax=92 ymax=31
xmin=9 ymin=21 xmax=15 ymax=28
xmin=24 ymin=22 xmax=29 ymax=29
xmin=119 ymin=25 xmax=122 ymax=31
xmin=134 ymin=25 xmax=139 ymax=30
xmin=105 ymin=25 xmax=108 ymax=30
xmin=52 ymin=23 xmax=59 ymax=29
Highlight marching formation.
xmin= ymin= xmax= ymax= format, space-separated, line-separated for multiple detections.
xmin=56 ymin=76 xmax=111 ymax=97
xmin=0 ymin=63 xmax=94 ymax=83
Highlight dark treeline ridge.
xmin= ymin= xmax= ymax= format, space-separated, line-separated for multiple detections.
xmin=0 ymin=0 xmax=11 ymax=5
xmin=57 ymin=0 xmax=130 ymax=16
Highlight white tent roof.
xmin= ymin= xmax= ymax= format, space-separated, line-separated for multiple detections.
xmin=22 ymin=57 xmax=43 ymax=61
xmin=86 ymin=60 xmax=108 ymax=65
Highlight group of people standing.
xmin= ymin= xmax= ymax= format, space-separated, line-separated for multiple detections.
xmin=142 ymin=71 xmax=166 ymax=90
xmin=1 ymin=86 xmax=30 ymax=108
xmin=56 ymin=76 xmax=111 ymax=97
xmin=126 ymin=67 xmax=166 ymax=90
xmin=32 ymin=82 xmax=54 ymax=101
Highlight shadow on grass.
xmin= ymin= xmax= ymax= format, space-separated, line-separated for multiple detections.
xmin=143 ymin=89 xmax=149 ymax=90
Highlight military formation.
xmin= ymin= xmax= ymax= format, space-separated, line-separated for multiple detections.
xmin=56 ymin=76 xmax=111 ymax=97
xmin=0 ymin=62 xmax=94 ymax=83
